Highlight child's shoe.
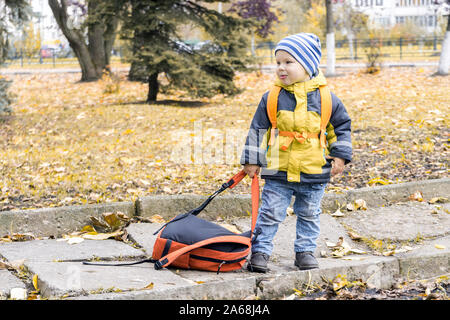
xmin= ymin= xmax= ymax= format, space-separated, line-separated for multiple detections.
xmin=294 ymin=252 xmax=319 ymax=270
xmin=247 ymin=252 xmax=269 ymax=273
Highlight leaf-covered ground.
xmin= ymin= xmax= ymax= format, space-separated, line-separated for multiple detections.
xmin=290 ymin=274 xmax=449 ymax=300
xmin=0 ymin=67 xmax=449 ymax=211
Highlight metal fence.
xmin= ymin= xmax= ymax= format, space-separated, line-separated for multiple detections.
xmin=3 ymin=47 xmax=124 ymax=68
xmin=255 ymin=36 xmax=443 ymax=64
xmin=2 ymin=36 xmax=444 ymax=68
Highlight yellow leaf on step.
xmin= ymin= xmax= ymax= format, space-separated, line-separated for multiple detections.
xmin=82 ymin=230 xmax=123 ymax=240
xmin=142 ymin=282 xmax=154 ymax=290
xmin=81 ymin=225 xmax=96 ymax=233
xmin=32 ymin=274 xmax=39 ymax=291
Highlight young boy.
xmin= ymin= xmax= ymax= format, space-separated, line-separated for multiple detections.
xmin=241 ymin=33 xmax=352 ymax=272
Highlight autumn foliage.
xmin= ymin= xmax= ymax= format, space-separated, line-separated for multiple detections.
xmin=0 ymin=68 xmax=449 ymax=211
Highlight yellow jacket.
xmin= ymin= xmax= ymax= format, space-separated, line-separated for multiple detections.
xmin=241 ymin=71 xmax=352 ymax=183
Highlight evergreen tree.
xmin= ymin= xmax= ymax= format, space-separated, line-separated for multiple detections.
xmin=121 ymin=0 xmax=253 ymax=102
xmin=0 ymin=0 xmax=30 ymax=115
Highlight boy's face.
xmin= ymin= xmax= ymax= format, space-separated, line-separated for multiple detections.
xmin=275 ymin=50 xmax=310 ymax=85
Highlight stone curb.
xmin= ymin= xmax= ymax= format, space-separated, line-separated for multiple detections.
xmin=321 ymin=177 xmax=450 ymax=213
xmin=0 ymin=202 xmax=135 ymax=238
xmin=1 ymin=178 xmax=449 ymax=238
xmin=67 ymin=247 xmax=450 ymax=300
xmin=71 ymin=276 xmax=259 ymax=300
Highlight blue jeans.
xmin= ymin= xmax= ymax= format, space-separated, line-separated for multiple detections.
xmin=252 ymin=178 xmax=326 ymax=256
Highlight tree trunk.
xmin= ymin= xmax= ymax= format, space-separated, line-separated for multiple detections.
xmin=48 ymin=0 xmax=118 ymax=81
xmin=70 ymin=38 xmax=99 ymax=82
xmin=87 ymin=1 xmax=119 ymax=76
xmin=88 ymin=1 xmax=106 ymax=78
xmin=325 ymin=0 xmax=336 ymax=76
xmin=147 ymin=72 xmax=159 ymax=102
xmin=347 ymin=33 xmax=354 ymax=61
xmin=251 ymin=31 xmax=255 ymax=56
xmin=103 ymin=16 xmax=119 ymax=74
xmin=344 ymin=4 xmax=354 ymax=61
xmin=437 ymin=14 xmax=450 ymax=75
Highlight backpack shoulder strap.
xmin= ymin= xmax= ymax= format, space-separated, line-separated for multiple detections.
xmin=82 ymin=258 xmax=156 ymax=267
xmin=152 ymin=170 xmax=249 ymax=235
xmin=318 ymin=85 xmax=332 ymax=149
xmin=267 ymin=86 xmax=281 ymax=146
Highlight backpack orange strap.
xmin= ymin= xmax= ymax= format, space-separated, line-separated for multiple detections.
xmin=226 ymin=169 xmax=247 ymax=189
xmin=278 ymin=131 xmax=320 ymax=151
xmin=267 ymin=86 xmax=281 ymax=146
xmin=154 ymin=235 xmax=252 ymax=270
xmin=227 ymin=171 xmax=259 ymax=233
xmin=318 ymin=85 xmax=332 ymax=149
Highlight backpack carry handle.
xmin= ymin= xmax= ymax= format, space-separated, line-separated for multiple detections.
xmin=189 ymin=170 xmax=247 ymax=216
xmin=192 ymin=170 xmax=259 ymax=232
xmin=226 ymin=170 xmax=247 ymax=189
xmin=153 ymin=170 xmax=259 ymax=235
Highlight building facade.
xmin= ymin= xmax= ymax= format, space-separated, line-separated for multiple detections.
xmin=351 ymin=0 xmax=444 ymax=33
xmin=30 ymin=0 xmax=68 ymax=47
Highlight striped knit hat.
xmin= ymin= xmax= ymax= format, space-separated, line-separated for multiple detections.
xmin=275 ymin=33 xmax=322 ymax=78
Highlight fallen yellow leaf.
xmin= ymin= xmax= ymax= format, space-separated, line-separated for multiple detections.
xmin=367 ymin=177 xmax=391 ymax=186
xmin=102 ymin=212 xmax=128 ymax=230
xmin=142 ymin=282 xmax=154 ymax=290
xmin=347 ymin=231 xmax=362 ymax=241
xmin=32 ymin=274 xmax=39 ymax=291
xmin=409 ymin=191 xmax=423 ymax=202
xmin=332 ymin=274 xmax=349 ymax=291
xmin=434 ymin=244 xmax=445 ymax=250
xmin=150 ymin=214 xmax=166 ymax=223
xmin=354 ymin=199 xmax=367 ymax=210
xmin=331 ymin=208 xmax=345 ymax=217
xmin=81 ymin=225 xmax=96 ymax=233
xmin=82 ymin=230 xmax=123 ymax=240
xmin=90 ymin=216 xmax=109 ymax=228
xmin=428 ymin=197 xmax=448 ymax=204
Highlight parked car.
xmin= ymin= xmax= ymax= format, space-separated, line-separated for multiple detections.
xmin=40 ymin=48 xmax=53 ymax=58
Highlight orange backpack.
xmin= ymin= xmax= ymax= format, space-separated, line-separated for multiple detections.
xmin=151 ymin=170 xmax=259 ymax=273
xmin=83 ymin=170 xmax=259 ymax=273
xmin=266 ymin=84 xmax=332 ymax=151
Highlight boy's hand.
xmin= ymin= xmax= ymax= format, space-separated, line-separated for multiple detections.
xmin=327 ymin=157 xmax=345 ymax=176
xmin=243 ymin=164 xmax=260 ymax=178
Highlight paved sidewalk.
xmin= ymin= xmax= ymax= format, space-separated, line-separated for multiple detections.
xmin=0 ymin=181 xmax=449 ymax=300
